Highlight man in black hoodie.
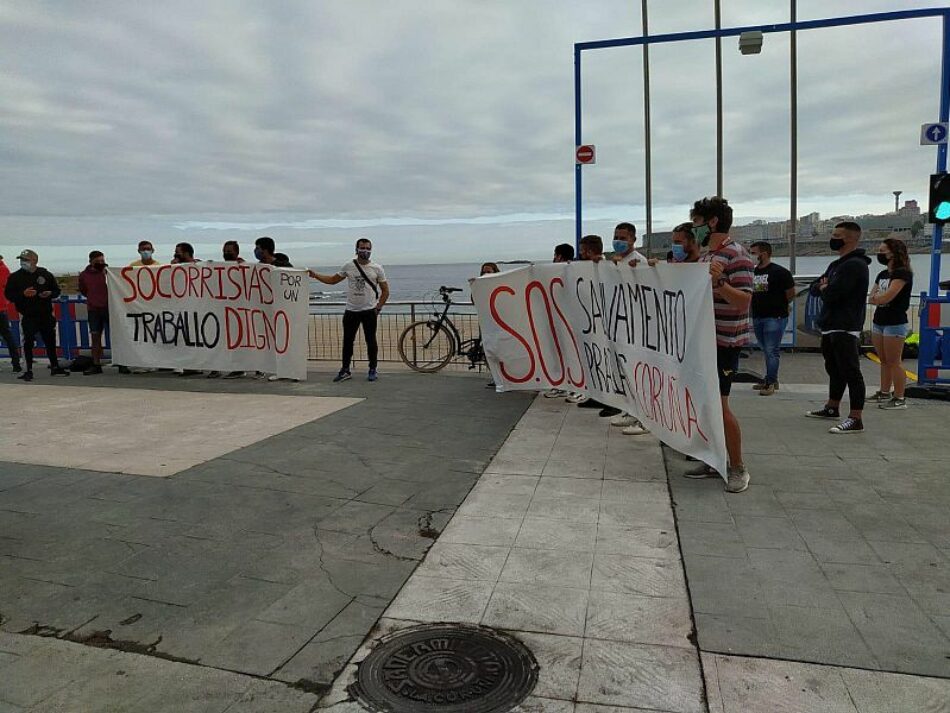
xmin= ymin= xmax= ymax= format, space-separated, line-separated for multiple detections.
xmin=4 ymin=249 xmax=69 ymax=381
xmin=806 ymin=222 xmax=870 ymax=434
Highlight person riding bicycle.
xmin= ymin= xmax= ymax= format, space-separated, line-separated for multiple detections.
xmin=309 ymin=238 xmax=389 ymax=382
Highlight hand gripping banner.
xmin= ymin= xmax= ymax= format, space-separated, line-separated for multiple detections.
xmin=107 ymin=263 xmax=309 ymax=381
xmin=471 ymin=262 xmax=727 ymax=476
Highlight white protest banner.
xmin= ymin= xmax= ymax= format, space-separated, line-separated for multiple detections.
xmin=107 ymin=263 xmax=309 ymax=380
xmin=472 ymin=262 xmax=727 ymax=476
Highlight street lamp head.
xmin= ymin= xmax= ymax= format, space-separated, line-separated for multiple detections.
xmin=738 ymin=31 xmax=764 ymax=55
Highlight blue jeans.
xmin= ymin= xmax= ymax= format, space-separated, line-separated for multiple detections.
xmin=753 ymin=317 xmax=787 ymax=385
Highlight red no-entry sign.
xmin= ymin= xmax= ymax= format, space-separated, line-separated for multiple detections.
xmin=575 ymin=145 xmax=596 ymax=164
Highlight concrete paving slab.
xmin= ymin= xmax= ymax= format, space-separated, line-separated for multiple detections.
xmin=671 ymin=367 xmax=950 ymax=679
xmin=1 ymin=371 xmax=532 ymax=699
xmin=0 ymin=383 xmax=360 ymax=476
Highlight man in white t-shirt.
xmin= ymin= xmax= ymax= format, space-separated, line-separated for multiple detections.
xmin=310 ymin=238 xmax=389 ymax=382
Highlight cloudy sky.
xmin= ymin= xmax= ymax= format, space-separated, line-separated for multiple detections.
xmin=0 ymin=0 xmax=946 ymax=269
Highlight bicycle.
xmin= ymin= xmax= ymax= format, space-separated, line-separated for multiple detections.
xmin=397 ymin=286 xmax=485 ymax=372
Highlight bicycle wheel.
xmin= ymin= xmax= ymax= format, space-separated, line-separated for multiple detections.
xmin=398 ymin=321 xmax=456 ymax=372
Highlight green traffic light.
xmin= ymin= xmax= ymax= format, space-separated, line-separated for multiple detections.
xmin=937 ymin=201 xmax=950 ymax=221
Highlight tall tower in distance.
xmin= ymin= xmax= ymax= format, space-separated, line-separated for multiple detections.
xmin=893 ymin=190 xmax=903 ymax=213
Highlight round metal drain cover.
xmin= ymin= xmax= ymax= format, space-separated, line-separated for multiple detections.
xmin=349 ymin=623 xmax=538 ymax=713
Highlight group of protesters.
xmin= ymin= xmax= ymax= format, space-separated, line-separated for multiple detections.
xmin=528 ymin=197 xmax=914 ymax=495
xmin=0 ymin=236 xmax=389 ymax=383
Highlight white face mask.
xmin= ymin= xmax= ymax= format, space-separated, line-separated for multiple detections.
xmin=20 ymin=260 xmax=34 ymax=272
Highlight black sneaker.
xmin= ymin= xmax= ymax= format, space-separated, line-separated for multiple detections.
xmin=12 ymin=362 xmax=22 ymax=374
xmin=829 ymin=417 xmax=864 ymax=435
xmin=117 ymin=365 xmax=131 ymax=374
xmin=599 ymin=407 xmax=622 ymax=418
xmin=83 ymin=365 xmax=103 ymax=375
xmin=333 ymin=370 xmax=352 ymax=383
xmin=577 ymin=400 xmax=602 ymax=409
xmin=805 ymin=406 xmax=840 ymax=419
xmin=17 ymin=370 xmax=33 ymax=382
xmin=50 ymin=367 xmax=70 ymax=377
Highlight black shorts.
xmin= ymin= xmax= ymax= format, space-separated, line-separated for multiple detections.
xmin=88 ymin=308 xmax=109 ymax=334
xmin=717 ymin=346 xmax=742 ymax=397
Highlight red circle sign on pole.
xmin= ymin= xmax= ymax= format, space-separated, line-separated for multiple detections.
xmin=575 ymin=145 xmax=596 ymax=164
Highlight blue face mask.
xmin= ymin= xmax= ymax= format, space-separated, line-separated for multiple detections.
xmin=612 ymin=240 xmax=630 ymax=255
xmin=357 ymin=249 xmax=371 ymax=260
xmin=254 ymin=247 xmax=264 ymax=261
xmin=671 ymin=244 xmax=687 ymax=262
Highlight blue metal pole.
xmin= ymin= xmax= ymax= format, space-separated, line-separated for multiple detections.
xmin=576 ymin=8 xmax=948 ymax=52
xmin=930 ymin=14 xmax=950 ymax=298
xmin=574 ymin=45 xmax=583 ymax=252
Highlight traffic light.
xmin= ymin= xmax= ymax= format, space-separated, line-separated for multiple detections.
xmin=929 ymin=173 xmax=950 ymax=225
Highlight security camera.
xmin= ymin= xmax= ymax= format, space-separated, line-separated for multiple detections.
xmin=739 ymin=31 xmax=764 ymax=55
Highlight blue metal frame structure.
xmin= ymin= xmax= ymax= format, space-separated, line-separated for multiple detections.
xmin=574 ymin=8 xmax=950 ymax=384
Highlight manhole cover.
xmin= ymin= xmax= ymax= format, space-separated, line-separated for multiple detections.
xmin=349 ymin=623 xmax=538 ymax=713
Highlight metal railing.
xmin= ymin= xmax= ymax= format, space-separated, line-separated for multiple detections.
xmin=308 ymin=300 xmax=484 ymax=370
xmin=0 ymin=293 xmax=926 ymax=362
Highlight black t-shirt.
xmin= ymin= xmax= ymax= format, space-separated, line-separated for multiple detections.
xmin=872 ymin=268 xmax=913 ymax=325
xmin=751 ymin=263 xmax=795 ymax=319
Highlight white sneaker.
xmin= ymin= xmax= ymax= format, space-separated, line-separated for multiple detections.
xmin=725 ymin=466 xmax=751 ymax=493
xmin=565 ymin=393 xmax=589 ymax=404
xmin=543 ymin=389 xmax=567 ymax=399
xmin=610 ymin=413 xmax=638 ymax=427
xmin=622 ymin=421 xmax=649 ymax=436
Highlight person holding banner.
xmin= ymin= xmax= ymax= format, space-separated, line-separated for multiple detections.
xmin=669 ymin=223 xmax=701 ymax=263
xmin=4 ymin=249 xmax=70 ymax=382
xmin=607 ymin=222 xmax=647 ymax=266
xmin=684 ymin=197 xmax=753 ymax=493
xmin=309 ymin=238 xmax=389 ymax=383
xmin=77 ymin=251 xmax=109 ymax=375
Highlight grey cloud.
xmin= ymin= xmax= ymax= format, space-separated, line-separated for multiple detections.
xmin=1 ymin=0 xmax=947 ymax=238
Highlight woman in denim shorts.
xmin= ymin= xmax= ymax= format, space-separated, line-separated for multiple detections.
xmin=868 ymin=238 xmax=913 ymax=410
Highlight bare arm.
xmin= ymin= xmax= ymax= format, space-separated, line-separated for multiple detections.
xmin=376 ymin=281 xmax=390 ymax=312
xmin=785 ymin=287 xmax=796 ymax=303
xmin=307 ymin=270 xmax=346 ymax=285
xmin=714 ymin=281 xmax=752 ymax=310
xmin=869 ymin=278 xmax=906 ymax=305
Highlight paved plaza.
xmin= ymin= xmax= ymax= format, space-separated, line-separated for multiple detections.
xmin=1 ymin=354 xmax=949 ymax=712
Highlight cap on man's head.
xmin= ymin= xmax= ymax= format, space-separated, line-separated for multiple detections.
xmin=16 ymin=249 xmax=38 ymax=261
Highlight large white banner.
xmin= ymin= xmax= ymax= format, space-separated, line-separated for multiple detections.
xmin=472 ymin=262 xmax=727 ymax=476
xmin=107 ymin=263 xmax=309 ymax=380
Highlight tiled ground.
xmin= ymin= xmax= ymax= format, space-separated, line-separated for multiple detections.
xmin=670 ymin=382 xmax=950 ymax=678
xmin=321 ymin=396 xmax=706 ymax=713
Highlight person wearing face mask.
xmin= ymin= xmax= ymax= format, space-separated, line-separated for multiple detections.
xmin=0 ymin=254 xmax=23 ymax=373
xmin=608 ymin=222 xmax=648 ymax=266
xmin=806 ymin=221 xmax=871 ymax=434
xmin=130 ymin=240 xmax=160 ymax=267
xmin=683 ymin=197 xmax=753 ymax=494
xmin=669 ymin=223 xmax=701 ymax=263
xmin=748 ymin=241 xmax=795 ymax=396
xmin=309 ymin=238 xmax=389 ymax=382
xmin=868 ymin=237 xmax=913 ymax=410
xmin=4 ymin=250 xmax=69 ymax=381
xmin=78 ymin=251 xmax=110 ymax=375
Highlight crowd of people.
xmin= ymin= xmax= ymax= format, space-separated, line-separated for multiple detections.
xmin=0 ymin=236 xmax=389 ymax=383
xmin=2 ymin=200 xmax=915 ymax=493
xmin=524 ymin=197 xmax=914 ymax=495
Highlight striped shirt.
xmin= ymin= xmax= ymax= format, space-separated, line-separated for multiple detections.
xmin=700 ymin=238 xmax=753 ymax=347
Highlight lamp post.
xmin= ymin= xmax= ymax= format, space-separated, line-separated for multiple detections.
xmin=642 ymin=0 xmax=653 ymax=253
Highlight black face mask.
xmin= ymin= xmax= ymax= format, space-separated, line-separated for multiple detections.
xmin=877 ymin=253 xmax=889 ymax=265
xmin=224 ymin=253 xmax=237 ymax=261
xmin=829 ymin=238 xmax=845 ymax=251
